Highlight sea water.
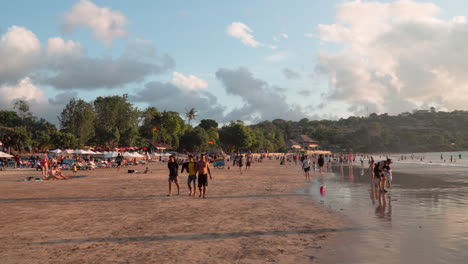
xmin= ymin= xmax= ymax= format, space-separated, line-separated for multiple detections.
xmin=307 ymin=163 xmax=468 ymax=264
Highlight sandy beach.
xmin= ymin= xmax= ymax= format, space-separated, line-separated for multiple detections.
xmin=0 ymin=159 xmax=350 ymax=264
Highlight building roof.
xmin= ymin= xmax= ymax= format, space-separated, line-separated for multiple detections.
xmin=295 ymin=135 xmax=319 ymax=143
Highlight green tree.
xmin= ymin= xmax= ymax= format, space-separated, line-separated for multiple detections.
xmin=180 ymin=127 xmax=210 ymax=152
xmin=219 ymin=121 xmax=254 ymax=152
xmin=185 ymin=107 xmax=198 ymax=126
xmin=50 ymin=131 xmax=80 ymax=149
xmin=198 ymin=119 xmax=218 ymax=130
xmin=59 ymin=98 xmax=95 ymax=146
xmin=1 ymin=126 xmax=32 ymax=151
xmin=13 ymin=100 xmax=32 ymax=120
xmin=93 ymin=94 xmax=139 ymax=146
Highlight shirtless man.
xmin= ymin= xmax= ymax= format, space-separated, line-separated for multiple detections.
xmin=196 ymin=154 xmax=212 ymax=198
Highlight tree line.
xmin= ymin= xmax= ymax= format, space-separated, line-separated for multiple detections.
xmin=1 ymin=95 xmax=468 ymax=153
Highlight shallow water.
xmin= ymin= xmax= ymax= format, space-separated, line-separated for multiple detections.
xmin=306 ymin=165 xmax=468 ymax=264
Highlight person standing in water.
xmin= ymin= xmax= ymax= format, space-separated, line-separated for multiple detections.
xmin=167 ymin=155 xmax=180 ymax=196
xmin=196 ymin=154 xmax=212 ymax=198
xmin=302 ymin=156 xmax=311 ymax=180
xmin=317 ymin=154 xmax=325 ymax=174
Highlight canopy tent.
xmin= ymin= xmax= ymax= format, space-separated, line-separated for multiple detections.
xmin=50 ymin=149 xmax=62 ymax=154
xmin=132 ymin=152 xmax=144 ymax=158
xmin=104 ymin=152 xmax=120 ymax=158
xmin=74 ymin=150 xmax=95 ymax=155
xmin=122 ymin=152 xmax=133 ymax=158
xmin=0 ymin=151 xmax=13 ymax=158
xmin=62 ymin=149 xmax=75 ymax=155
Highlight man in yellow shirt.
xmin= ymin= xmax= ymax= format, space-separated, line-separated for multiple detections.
xmin=181 ymin=155 xmax=198 ymax=196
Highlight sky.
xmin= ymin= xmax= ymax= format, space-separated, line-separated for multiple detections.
xmin=2 ymin=0 xmax=468 ymax=125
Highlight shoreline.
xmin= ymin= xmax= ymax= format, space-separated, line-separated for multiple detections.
xmin=0 ymin=159 xmax=351 ymax=263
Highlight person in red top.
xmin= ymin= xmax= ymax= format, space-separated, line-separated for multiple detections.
xmin=41 ymin=153 xmax=49 ymax=178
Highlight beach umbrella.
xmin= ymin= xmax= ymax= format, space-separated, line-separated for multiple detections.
xmin=132 ymin=152 xmax=144 ymax=158
xmin=50 ymin=149 xmax=62 ymax=154
xmin=0 ymin=151 xmax=13 ymax=158
xmin=62 ymin=149 xmax=74 ymax=155
xmin=122 ymin=152 xmax=133 ymax=157
xmin=104 ymin=152 xmax=119 ymax=158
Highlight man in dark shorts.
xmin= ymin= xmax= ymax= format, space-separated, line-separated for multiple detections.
xmin=196 ymin=154 xmax=212 ymax=198
xmin=317 ymin=154 xmax=325 ymax=174
xmin=245 ymin=154 xmax=252 ymax=172
xmin=238 ymin=155 xmax=244 ymax=174
xmin=116 ymin=153 xmax=123 ymax=169
xmin=167 ymin=155 xmax=180 ymax=196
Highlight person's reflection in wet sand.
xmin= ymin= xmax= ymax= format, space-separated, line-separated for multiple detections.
xmin=340 ymin=163 xmax=344 ymax=178
xmin=375 ymin=193 xmax=392 ymax=221
xmin=387 ymin=195 xmax=392 ymax=220
xmin=375 ymin=192 xmax=387 ymax=218
xmin=370 ymin=183 xmax=378 ymax=205
xmin=348 ymin=166 xmax=354 ymax=183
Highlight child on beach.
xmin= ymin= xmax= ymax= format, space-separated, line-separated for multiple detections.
xmin=73 ymin=164 xmax=77 ymax=174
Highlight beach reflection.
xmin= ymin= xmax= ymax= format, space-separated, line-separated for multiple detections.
xmin=308 ymin=164 xmax=468 ymax=264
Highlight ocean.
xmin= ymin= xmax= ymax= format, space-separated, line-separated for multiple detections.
xmin=305 ymin=162 xmax=468 ymax=264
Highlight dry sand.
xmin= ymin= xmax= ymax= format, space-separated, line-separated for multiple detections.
xmin=0 ymin=159 xmax=350 ymax=264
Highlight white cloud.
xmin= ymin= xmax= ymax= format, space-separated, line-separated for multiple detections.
xmin=226 ymin=22 xmax=261 ymax=48
xmin=281 ymin=33 xmax=289 ymax=39
xmin=226 ymin=22 xmax=277 ymax=50
xmin=46 ymin=37 xmax=83 ymax=57
xmin=0 ymin=26 xmax=41 ymax=84
xmin=316 ymin=0 xmax=468 ymax=114
xmin=61 ymin=0 xmax=127 ymax=47
xmin=0 ymin=77 xmax=45 ymax=104
xmin=171 ymin=72 xmax=208 ymax=91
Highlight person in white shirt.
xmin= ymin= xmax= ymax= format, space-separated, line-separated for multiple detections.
xmin=302 ymin=156 xmax=311 ymax=180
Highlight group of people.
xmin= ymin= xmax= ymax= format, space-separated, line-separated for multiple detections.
xmin=301 ymin=154 xmax=326 ymax=179
xmin=369 ymin=158 xmax=393 ymax=192
xmin=232 ymin=154 xmax=254 ymax=174
xmin=166 ymin=154 xmax=213 ymax=198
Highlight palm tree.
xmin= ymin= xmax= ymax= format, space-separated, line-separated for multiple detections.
xmin=185 ymin=107 xmax=198 ymax=126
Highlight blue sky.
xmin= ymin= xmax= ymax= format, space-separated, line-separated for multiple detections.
xmin=1 ymin=0 xmax=468 ymax=125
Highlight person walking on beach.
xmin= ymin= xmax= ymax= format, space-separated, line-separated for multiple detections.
xmin=181 ymin=155 xmax=197 ymax=196
xmin=196 ymin=154 xmax=212 ymax=198
xmin=245 ymin=154 xmax=252 ymax=172
xmin=116 ymin=153 xmax=123 ymax=169
xmin=238 ymin=154 xmax=244 ymax=174
xmin=302 ymin=156 xmax=311 ymax=180
xmin=167 ymin=155 xmax=180 ymax=196
xmin=317 ymin=154 xmax=325 ymax=174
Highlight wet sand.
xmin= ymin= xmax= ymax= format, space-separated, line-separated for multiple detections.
xmin=0 ymin=160 xmax=349 ymax=263
xmin=309 ymin=163 xmax=468 ymax=264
